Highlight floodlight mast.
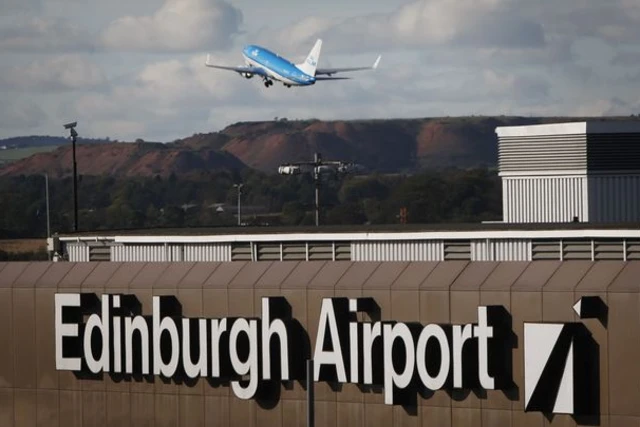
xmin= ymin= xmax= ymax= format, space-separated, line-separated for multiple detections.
xmin=63 ymin=122 xmax=79 ymax=232
xmin=278 ymin=152 xmax=359 ymax=227
xmin=233 ymin=183 xmax=244 ymax=226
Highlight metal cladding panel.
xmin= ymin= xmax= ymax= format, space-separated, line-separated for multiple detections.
xmin=183 ymin=244 xmax=231 ymax=262
xmin=587 ymin=133 xmax=640 ymax=171
xmin=351 ymin=240 xmax=443 ymax=261
xmin=498 ymin=134 xmax=587 ymax=173
xmin=588 ymin=175 xmax=640 ymax=223
xmin=472 ymin=239 xmax=531 ymax=261
xmin=110 ymin=245 xmax=182 ymax=262
xmin=503 ymin=176 xmax=588 ymax=223
xmin=66 ymin=243 xmax=89 ymax=262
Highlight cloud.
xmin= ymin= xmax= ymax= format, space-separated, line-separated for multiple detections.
xmin=0 ymin=100 xmax=46 ymax=130
xmin=611 ymin=51 xmax=640 ymax=66
xmin=1 ymin=0 xmax=41 ymax=13
xmin=101 ymin=0 xmax=243 ymax=52
xmin=0 ymin=17 xmax=94 ymax=52
xmin=260 ymin=0 xmax=545 ymax=54
xmin=551 ymin=1 xmax=640 ymax=44
xmin=1 ymin=55 xmax=107 ymax=92
xmin=572 ymin=97 xmax=640 ymax=116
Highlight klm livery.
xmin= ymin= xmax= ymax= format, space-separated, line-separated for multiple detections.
xmin=205 ymin=39 xmax=381 ymax=88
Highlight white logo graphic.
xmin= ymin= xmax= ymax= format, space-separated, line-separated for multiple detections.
xmin=524 ymin=297 xmax=601 ymax=416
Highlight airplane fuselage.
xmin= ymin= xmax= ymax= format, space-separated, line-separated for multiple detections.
xmin=242 ymin=45 xmax=316 ymax=87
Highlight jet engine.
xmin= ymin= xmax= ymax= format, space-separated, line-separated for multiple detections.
xmin=239 ymin=67 xmax=253 ymax=79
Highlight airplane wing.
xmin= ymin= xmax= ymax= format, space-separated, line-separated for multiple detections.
xmin=204 ymin=55 xmax=268 ymax=77
xmin=314 ymin=55 xmax=381 ymax=76
xmin=314 ymin=77 xmax=351 ymax=81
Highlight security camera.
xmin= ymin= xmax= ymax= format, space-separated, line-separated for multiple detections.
xmin=63 ymin=122 xmax=77 ymax=130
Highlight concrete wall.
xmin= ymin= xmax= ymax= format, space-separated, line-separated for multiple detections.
xmin=1 ymin=260 xmax=639 ymax=427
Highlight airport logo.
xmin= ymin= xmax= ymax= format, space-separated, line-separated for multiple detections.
xmin=524 ymin=297 xmax=602 ymax=415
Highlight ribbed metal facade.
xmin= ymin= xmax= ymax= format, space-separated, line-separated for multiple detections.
xmin=499 ymin=134 xmax=587 ymax=173
xmin=66 ymin=243 xmax=90 ymax=262
xmin=351 ymin=240 xmax=443 ymax=261
xmin=183 ymin=244 xmax=231 ymax=262
xmin=60 ymin=232 xmax=640 ymax=263
xmin=587 ymin=133 xmax=640 ymax=170
xmin=110 ymin=243 xmax=231 ymax=262
xmin=588 ymin=175 xmax=640 ymax=222
xmin=502 ymin=176 xmax=587 ymax=223
xmin=471 ymin=239 xmax=531 ymax=261
xmin=497 ymin=121 xmax=640 ymax=223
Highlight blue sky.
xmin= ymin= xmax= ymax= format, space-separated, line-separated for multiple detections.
xmin=1 ymin=0 xmax=640 ymax=141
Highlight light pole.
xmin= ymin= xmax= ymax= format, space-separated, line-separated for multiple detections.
xmin=44 ymin=173 xmax=51 ymax=238
xmin=278 ymin=152 xmax=360 ymax=227
xmin=233 ymin=183 xmax=243 ymax=226
xmin=63 ymin=121 xmax=78 ymax=232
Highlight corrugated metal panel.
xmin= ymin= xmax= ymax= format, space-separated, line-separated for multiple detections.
xmin=587 ymin=133 xmax=640 ymax=171
xmin=111 ymin=244 xmax=164 ymax=262
xmin=351 ymin=241 xmax=443 ymax=261
xmin=588 ymin=175 xmax=640 ymax=223
xmin=472 ymin=240 xmax=531 ymax=261
xmin=183 ymin=244 xmax=231 ymax=262
xmin=499 ymin=134 xmax=587 ymax=173
xmin=503 ymin=176 xmax=587 ymax=223
xmin=67 ymin=243 xmax=89 ymax=262
xmin=109 ymin=244 xmax=206 ymax=262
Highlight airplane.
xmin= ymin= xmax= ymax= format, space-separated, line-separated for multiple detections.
xmin=205 ymin=39 xmax=381 ymax=88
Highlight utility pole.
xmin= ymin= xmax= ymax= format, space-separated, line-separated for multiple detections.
xmin=233 ymin=183 xmax=244 ymax=226
xmin=314 ymin=153 xmax=321 ymax=227
xmin=63 ymin=122 xmax=79 ymax=232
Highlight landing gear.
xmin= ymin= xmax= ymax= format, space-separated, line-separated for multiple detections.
xmin=263 ymin=78 xmax=273 ymax=88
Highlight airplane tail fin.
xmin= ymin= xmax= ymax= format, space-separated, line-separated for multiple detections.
xmin=296 ymin=39 xmax=322 ymax=76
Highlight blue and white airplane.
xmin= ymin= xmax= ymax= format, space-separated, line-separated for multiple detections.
xmin=205 ymin=39 xmax=381 ymax=88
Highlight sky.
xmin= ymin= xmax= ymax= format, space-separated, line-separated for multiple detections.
xmin=1 ymin=0 xmax=640 ymax=141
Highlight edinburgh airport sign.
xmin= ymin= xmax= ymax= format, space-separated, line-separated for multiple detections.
xmin=54 ymin=293 xmax=600 ymax=415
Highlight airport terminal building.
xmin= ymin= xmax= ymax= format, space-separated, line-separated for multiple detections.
xmin=2 ymin=121 xmax=640 ymax=427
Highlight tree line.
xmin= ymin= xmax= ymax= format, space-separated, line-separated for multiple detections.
xmin=0 ymin=168 xmax=502 ymax=238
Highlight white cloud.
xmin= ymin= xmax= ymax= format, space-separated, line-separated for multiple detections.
xmin=0 ymin=17 xmax=94 ymax=52
xmin=1 ymin=55 xmax=107 ymax=92
xmin=101 ymin=0 xmax=243 ymax=52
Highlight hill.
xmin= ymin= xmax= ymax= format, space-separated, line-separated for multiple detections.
xmin=0 ymin=116 xmax=634 ymax=177
xmin=0 ymin=141 xmax=246 ymax=178
xmin=0 ymin=135 xmax=109 ymax=148
xmin=175 ymin=116 xmax=627 ymax=173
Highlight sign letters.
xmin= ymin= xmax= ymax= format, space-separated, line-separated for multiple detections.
xmin=55 ymin=293 xmax=597 ymax=414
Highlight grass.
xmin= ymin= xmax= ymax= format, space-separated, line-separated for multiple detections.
xmin=0 ymin=145 xmax=60 ymax=164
